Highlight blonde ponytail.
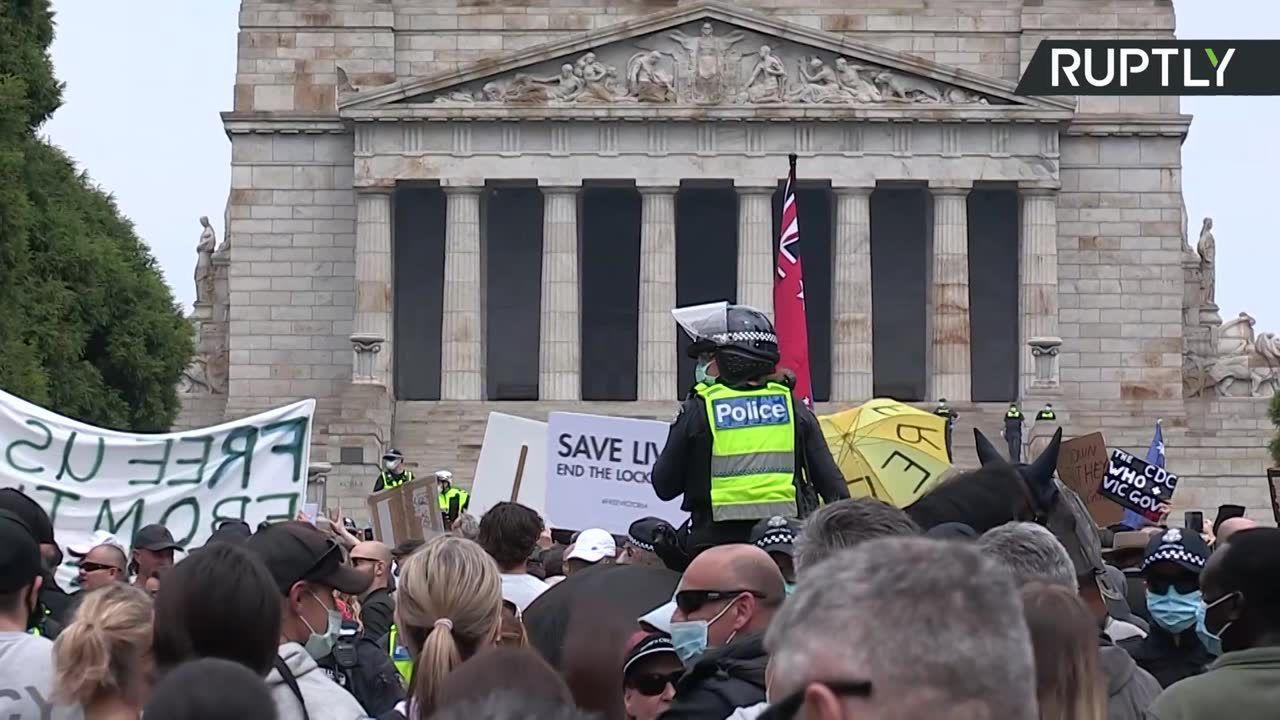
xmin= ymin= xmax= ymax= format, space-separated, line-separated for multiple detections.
xmin=53 ymin=583 xmax=153 ymax=706
xmin=397 ymin=536 xmax=502 ymax=718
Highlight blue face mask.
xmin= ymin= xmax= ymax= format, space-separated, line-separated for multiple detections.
xmin=694 ymin=361 xmax=712 ymax=385
xmin=669 ymin=598 xmax=738 ymax=663
xmin=1196 ymin=593 xmax=1238 ymax=656
xmin=784 ymin=582 xmax=797 ymax=597
xmin=1147 ymin=588 xmax=1201 ymax=634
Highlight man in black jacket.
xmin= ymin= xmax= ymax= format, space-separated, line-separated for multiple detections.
xmin=350 ymin=541 xmax=395 ymax=642
xmin=652 ymin=305 xmax=848 ymax=555
xmin=659 ymin=544 xmax=782 ymax=720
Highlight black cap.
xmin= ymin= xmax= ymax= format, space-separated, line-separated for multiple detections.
xmin=623 ymin=631 xmax=678 ymax=675
xmin=134 ymin=524 xmax=183 ymax=552
xmin=627 ymin=517 xmax=669 ymax=553
xmin=1141 ymin=527 xmax=1210 ymax=574
xmin=245 ymin=521 xmax=371 ymax=595
xmin=0 ymin=489 xmax=54 ymax=545
xmin=207 ymin=519 xmax=252 ymax=546
xmin=749 ymin=516 xmax=801 ymax=557
xmin=0 ymin=510 xmax=42 ymax=593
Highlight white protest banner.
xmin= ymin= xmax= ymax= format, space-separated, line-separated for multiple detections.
xmin=470 ymin=413 xmax=548 ymax=519
xmin=0 ymin=388 xmax=315 ymax=570
xmin=545 ymin=412 xmax=686 ymax=534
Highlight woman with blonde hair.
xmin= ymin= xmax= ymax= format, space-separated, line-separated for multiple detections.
xmin=395 ymin=534 xmax=503 ymax=718
xmin=1020 ymin=583 xmax=1107 ymax=720
xmin=53 ymin=583 xmax=154 ymax=719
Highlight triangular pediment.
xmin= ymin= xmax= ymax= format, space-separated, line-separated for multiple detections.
xmin=340 ymin=1 xmax=1074 ymax=117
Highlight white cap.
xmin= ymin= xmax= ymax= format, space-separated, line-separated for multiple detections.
xmin=639 ymin=600 xmax=676 ymax=635
xmin=565 ymin=528 xmax=616 ymax=564
xmin=68 ymin=531 xmax=127 ymax=557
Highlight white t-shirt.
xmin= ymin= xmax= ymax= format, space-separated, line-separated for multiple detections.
xmin=501 ymin=573 xmax=549 ymax=612
xmin=0 ymin=631 xmax=81 ymax=720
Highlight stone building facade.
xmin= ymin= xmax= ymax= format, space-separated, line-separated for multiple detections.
xmin=179 ymin=0 xmax=1278 ymax=524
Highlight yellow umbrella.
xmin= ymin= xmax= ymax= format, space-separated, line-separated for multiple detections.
xmin=819 ymin=398 xmax=955 ymax=508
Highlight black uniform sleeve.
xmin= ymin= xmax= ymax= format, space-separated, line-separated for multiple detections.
xmin=652 ymin=399 xmax=700 ymax=502
xmin=353 ymin=638 xmax=407 ymax=716
xmin=796 ymin=404 xmax=849 ymax=503
xmin=372 ymin=474 xmax=385 ymax=493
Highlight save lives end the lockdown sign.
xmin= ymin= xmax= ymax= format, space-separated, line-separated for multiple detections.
xmin=0 ymin=387 xmax=315 ymax=561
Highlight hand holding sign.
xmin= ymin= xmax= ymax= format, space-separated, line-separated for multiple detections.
xmin=1099 ymin=449 xmax=1179 ymax=523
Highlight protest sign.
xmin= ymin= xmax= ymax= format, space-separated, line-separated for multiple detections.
xmin=1100 ymin=449 xmax=1179 ymax=523
xmin=1057 ymin=433 xmax=1124 ymax=526
xmin=0 ymin=388 xmax=314 ymax=586
xmin=545 ymin=412 xmax=686 ymax=534
xmin=367 ymin=477 xmax=444 ymax=546
xmin=470 ymin=413 xmax=548 ymax=519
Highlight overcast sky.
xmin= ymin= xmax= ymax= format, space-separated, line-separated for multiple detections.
xmin=42 ymin=1 xmax=1278 ymax=330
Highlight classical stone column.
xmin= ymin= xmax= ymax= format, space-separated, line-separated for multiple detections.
xmin=440 ymin=184 xmax=484 ymax=400
xmin=736 ymin=184 xmax=775 ymax=318
xmin=831 ymin=185 xmax=874 ymax=402
xmin=540 ymin=184 xmax=581 ymax=401
xmin=352 ymin=188 xmax=393 ymax=386
xmin=930 ymin=183 xmax=972 ymax=402
xmin=638 ymin=185 xmax=678 ymax=401
xmin=1020 ymin=187 xmax=1060 ymax=393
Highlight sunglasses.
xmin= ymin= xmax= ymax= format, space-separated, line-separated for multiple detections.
xmin=674 ymin=589 xmax=764 ymax=615
xmin=628 ymin=670 xmax=683 ymax=696
xmin=79 ymin=562 xmax=121 ymax=574
xmin=759 ymin=680 xmax=873 ymax=720
xmin=1147 ymin=576 xmax=1199 ymax=595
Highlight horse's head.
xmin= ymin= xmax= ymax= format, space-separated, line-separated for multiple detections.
xmin=974 ymin=427 xmax=1063 ymax=523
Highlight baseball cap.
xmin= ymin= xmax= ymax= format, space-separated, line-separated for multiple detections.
xmin=68 ymin=530 xmax=127 ymax=558
xmin=0 ymin=510 xmax=42 ymax=593
xmin=639 ymin=600 xmax=676 ymax=635
xmin=1141 ymin=527 xmax=1210 ymax=574
xmin=565 ymin=528 xmax=616 ymax=564
xmin=749 ymin=516 xmax=800 ymax=557
xmin=623 ymin=631 xmax=678 ymax=676
xmin=245 ymin=521 xmax=372 ymax=595
xmin=207 ymin=519 xmax=252 ymax=546
xmin=0 ymin=489 xmax=55 ymax=545
xmin=134 ymin=524 xmax=183 ymax=552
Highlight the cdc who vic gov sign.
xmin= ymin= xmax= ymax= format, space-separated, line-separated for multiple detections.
xmin=1016 ymin=40 xmax=1280 ymax=96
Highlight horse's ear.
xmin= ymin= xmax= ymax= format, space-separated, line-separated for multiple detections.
xmin=973 ymin=428 xmax=1004 ymax=466
xmin=1026 ymin=427 xmax=1064 ymax=486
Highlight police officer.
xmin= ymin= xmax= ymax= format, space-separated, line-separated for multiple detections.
xmin=1036 ymin=402 xmax=1057 ymax=422
xmin=373 ymin=449 xmax=414 ymax=492
xmin=316 ymin=619 xmax=405 ymax=716
xmin=651 ymin=304 xmax=849 ymax=555
xmin=933 ymin=398 xmax=958 ymax=461
xmin=1004 ymin=403 xmax=1025 ymax=463
xmin=436 ymin=470 xmax=470 ymax=528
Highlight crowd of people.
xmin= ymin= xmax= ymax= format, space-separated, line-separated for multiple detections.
xmin=3 ymin=302 xmax=1279 ymax=720
xmin=2 ymin=475 xmax=1279 ymax=720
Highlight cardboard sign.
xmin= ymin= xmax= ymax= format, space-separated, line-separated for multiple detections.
xmin=1057 ymin=433 xmax=1124 ymax=526
xmin=0 ymin=388 xmax=314 ymax=589
xmin=366 ymin=477 xmax=445 ymax=545
xmin=1100 ymin=449 xmax=1179 ymax=523
xmin=544 ymin=412 xmax=686 ymax=534
xmin=471 ymin=413 xmax=548 ymax=519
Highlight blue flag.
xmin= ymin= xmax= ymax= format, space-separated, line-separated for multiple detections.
xmin=1123 ymin=422 xmax=1165 ymax=529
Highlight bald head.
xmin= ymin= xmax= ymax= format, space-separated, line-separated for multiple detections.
xmin=350 ymin=541 xmax=393 ymax=592
xmin=677 ymin=544 xmax=783 ymax=641
xmin=1217 ymin=517 xmax=1259 ymax=546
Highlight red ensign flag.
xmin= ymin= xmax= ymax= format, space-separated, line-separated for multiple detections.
xmin=774 ymin=154 xmax=813 ymax=408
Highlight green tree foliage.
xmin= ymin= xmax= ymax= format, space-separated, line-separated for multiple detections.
xmin=0 ymin=0 xmax=192 ymax=432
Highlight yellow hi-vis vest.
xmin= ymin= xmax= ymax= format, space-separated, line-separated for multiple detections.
xmin=701 ymin=382 xmax=799 ymax=521
xmin=388 ymin=624 xmax=413 ymax=682
xmin=379 ymin=470 xmax=413 ymax=490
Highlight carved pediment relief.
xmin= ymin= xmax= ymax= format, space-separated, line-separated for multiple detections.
xmin=340 ymin=1 xmax=1074 ymax=116
xmin=422 ymin=21 xmax=995 ymax=108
